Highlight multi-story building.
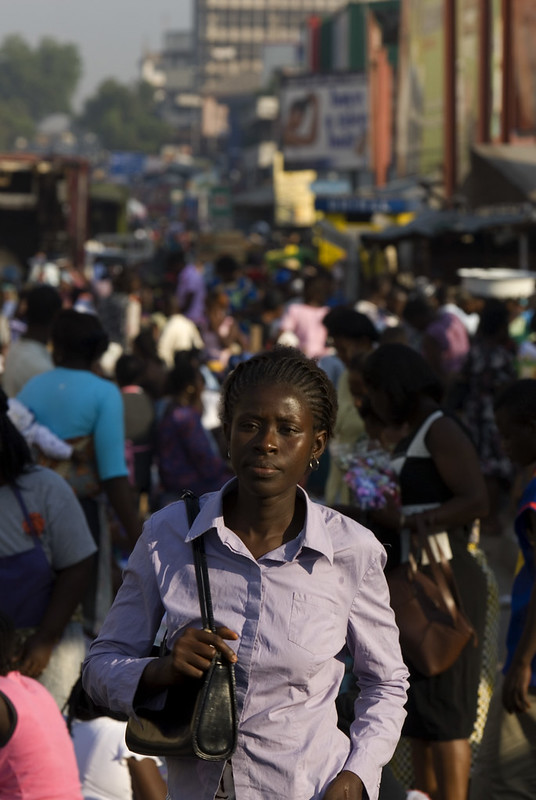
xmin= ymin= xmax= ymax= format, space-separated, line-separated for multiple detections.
xmin=141 ymin=31 xmax=201 ymax=146
xmin=159 ymin=31 xmax=197 ymax=96
xmin=141 ymin=31 xmax=197 ymax=98
xmin=194 ymin=0 xmax=344 ymax=96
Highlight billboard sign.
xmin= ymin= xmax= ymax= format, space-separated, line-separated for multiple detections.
xmin=108 ymin=152 xmax=147 ymax=183
xmin=512 ymin=0 xmax=536 ymax=135
xmin=208 ymin=185 xmax=233 ymax=230
xmin=396 ymin=0 xmax=444 ymax=177
xmin=273 ymin=151 xmax=316 ymax=227
xmin=280 ymin=72 xmax=368 ymax=171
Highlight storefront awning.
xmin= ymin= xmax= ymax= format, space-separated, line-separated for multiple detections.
xmin=463 ymin=144 xmax=536 ymax=206
xmin=360 ymin=205 xmax=536 ymax=246
xmin=232 ymin=185 xmax=274 ymax=208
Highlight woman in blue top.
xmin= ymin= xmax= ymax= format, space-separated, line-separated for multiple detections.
xmin=18 ymin=310 xmax=141 ymax=632
xmin=19 ymin=309 xmax=140 ymax=543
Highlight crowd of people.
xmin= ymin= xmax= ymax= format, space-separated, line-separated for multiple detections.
xmin=0 ymin=234 xmax=535 ymax=800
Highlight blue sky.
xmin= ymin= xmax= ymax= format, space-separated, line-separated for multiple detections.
xmin=1 ymin=0 xmax=192 ymax=107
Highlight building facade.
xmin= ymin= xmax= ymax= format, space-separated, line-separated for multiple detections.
xmin=194 ymin=0 xmax=343 ymax=96
xmin=140 ymin=31 xmax=200 ymax=145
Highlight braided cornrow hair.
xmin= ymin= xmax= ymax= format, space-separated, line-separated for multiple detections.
xmin=65 ymin=675 xmax=128 ymax=733
xmin=220 ymin=347 xmax=338 ymax=439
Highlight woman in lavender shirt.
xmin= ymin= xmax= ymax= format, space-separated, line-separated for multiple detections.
xmin=83 ymin=348 xmax=408 ymax=800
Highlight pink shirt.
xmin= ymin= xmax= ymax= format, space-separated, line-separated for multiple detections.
xmin=279 ymin=303 xmax=330 ymax=358
xmin=0 ymin=672 xmax=82 ymax=800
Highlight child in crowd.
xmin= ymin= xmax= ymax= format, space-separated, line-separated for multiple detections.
xmin=7 ymin=397 xmax=74 ymax=460
xmin=154 ymin=352 xmax=233 ymax=507
xmin=115 ymin=354 xmax=155 ymax=503
xmin=0 ymin=611 xmax=83 ymax=800
xmin=470 ymin=378 xmax=536 ymax=798
xmin=202 ymin=288 xmax=249 ymax=377
xmin=66 ymin=677 xmax=167 ymax=800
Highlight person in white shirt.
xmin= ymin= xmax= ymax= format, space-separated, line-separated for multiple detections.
xmin=66 ymin=677 xmax=167 ymax=800
xmin=157 ymin=302 xmax=204 ymax=369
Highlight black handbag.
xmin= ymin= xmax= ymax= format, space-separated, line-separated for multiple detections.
xmin=125 ymin=492 xmax=238 ymax=760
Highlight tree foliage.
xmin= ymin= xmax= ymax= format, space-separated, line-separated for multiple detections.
xmin=0 ymin=34 xmax=173 ymax=154
xmin=0 ymin=99 xmax=35 ymax=151
xmin=79 ymin=79 xmax=174 ymax=153
xmin=0 ymin=35 xmax=82 ymax=148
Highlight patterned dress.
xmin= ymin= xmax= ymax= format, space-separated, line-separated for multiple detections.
xmin=458 ymin=341 xmax=517 ymax=480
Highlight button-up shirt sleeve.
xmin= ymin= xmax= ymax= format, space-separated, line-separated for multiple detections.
xmin=82 ymin=515 xmax=167 ymax=716
xmin=342 ymin=547 xmax=409 ymax=800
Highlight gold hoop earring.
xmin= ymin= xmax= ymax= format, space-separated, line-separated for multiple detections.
xmin=309 ymin=455 xmax=320 ymax=471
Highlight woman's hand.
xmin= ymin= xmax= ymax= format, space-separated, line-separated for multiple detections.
xmin=367 ymin=493 xmax=403 ymax=531
xmin=136 ymin=626 xmax=239 ymax=702
xmin=170 ymin=626 xmax=238 ymax=680
xmin=502 ymin=577 xmax=536 ymax=714
xmin=323 ymin=771 xmax=364 ymax=800
xmin=17 ymin=632 xmax=55 ymax=678
xmin=502 ymin=662 xmax=532 ymax=714
xmin=404 ymin=508 xmax=440 ymax=533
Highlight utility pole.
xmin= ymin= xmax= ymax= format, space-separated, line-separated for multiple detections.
xmin=444 ymin=0 xmax=457 ymax=202
xmin=500 ymin=0 xmax=513 ymax=143
xmin=477 ymin=0 xmax=492 ymax=143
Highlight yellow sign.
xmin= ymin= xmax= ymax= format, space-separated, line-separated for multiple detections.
xmin=273 ymin=151 xmax=316 ymax=227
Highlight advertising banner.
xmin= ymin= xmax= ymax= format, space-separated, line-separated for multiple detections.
xmin=457 ymin=0 xmax=479 ymax=182
xmin=208 ymin=185 xmax=233 ymax=230
xmin=108 ymin=152 xmax=147 ymax=183
xmin=396 ymin=0 xmax=443 ymax=177
xmin=280 ymin=72 xmax=368 ymax=171
xmin=512 ymin=0 xmax=536 ymax=134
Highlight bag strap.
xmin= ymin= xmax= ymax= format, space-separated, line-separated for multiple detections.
xmin=180 ymin=490 xmax=215 ymax=635
xmin=193 ymin=535 xmax=215 ymax=634
xmin=415 ymin=519 xmax=461 ymax=621
xmin=158 ymin=491 xmax=214 ymax=657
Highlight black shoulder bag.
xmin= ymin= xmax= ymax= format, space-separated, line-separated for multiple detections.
xmin=125 ymin=491 xmax=238 ymax=760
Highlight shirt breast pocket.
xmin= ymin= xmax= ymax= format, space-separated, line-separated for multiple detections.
xmin=288 ymin=592 xmax=345 ymax=658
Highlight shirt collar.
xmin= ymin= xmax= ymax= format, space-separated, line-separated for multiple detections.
xmin=185 ymin=479 xmax=334 ymax=565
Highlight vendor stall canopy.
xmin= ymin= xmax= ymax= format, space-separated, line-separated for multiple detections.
xmin=360 ymin=205 xmax=536 ymax=246
xmin=464 ymin=144 xmax=536 ymax=207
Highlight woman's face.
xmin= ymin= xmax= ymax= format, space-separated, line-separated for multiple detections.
xmin=348 ymin=368 xmax=366 ymax=410
xmin=365 ymin=385 xmax=395 ymax=426
xmin=226 ymin=383 xmax=327 ymax=499
xmin=332 ymin=335 xmax=370 ymax=368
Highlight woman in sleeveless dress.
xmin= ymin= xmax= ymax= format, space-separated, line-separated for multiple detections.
xmin=362 ymin=344 xmax=489 ymax=800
